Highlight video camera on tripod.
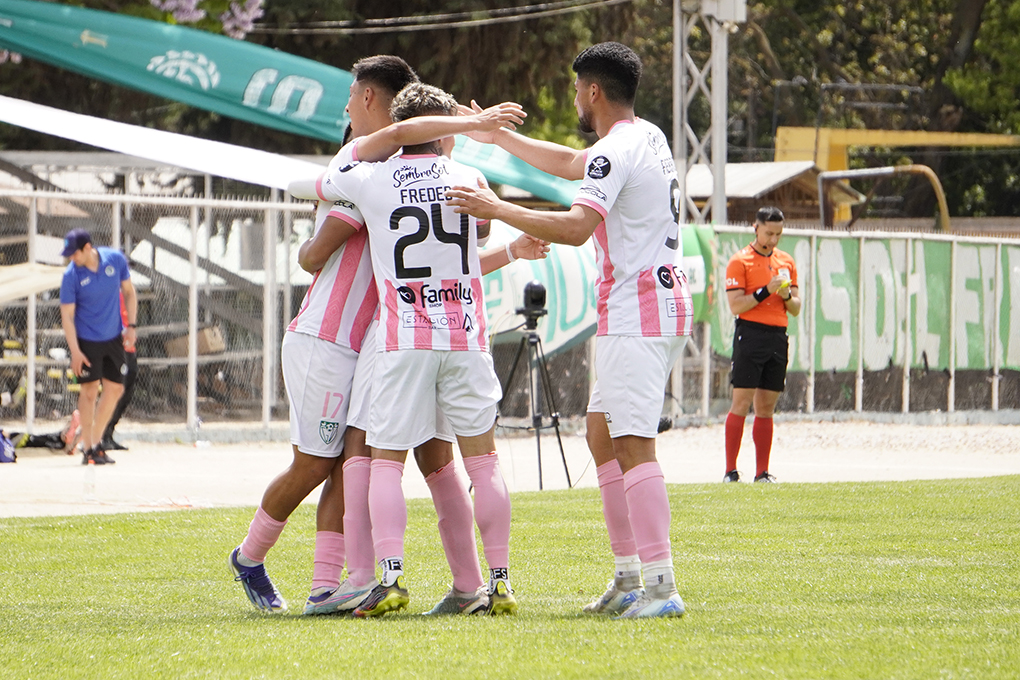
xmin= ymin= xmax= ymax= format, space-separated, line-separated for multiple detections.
xmin=500 ymin=280 xmax=571 ymax=489
xmin=515 ymin=280 xmax=547 ymax=330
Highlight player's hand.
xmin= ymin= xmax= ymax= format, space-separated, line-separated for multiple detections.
xmin=459 ymin=100 xmax=522 ymax=143
xmin=123 ymin=327 xmax=137 ymax=352
xmin=71 ymin=349 xmax=89 ymax=378
xmin=512 ymin=234 xmax=550 ymax=261
xmin=446 ymin=178 xmax=502 ymax=220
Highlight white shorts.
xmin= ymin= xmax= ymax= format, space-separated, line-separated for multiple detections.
xmin=349 ymin=320 xmax=455 ymax=444
xmin=367 ymin=349 xmax=501 ymax=451
xmin=587 ymin=334 xmax=687 ymax=439
xmin=281 ymin=331 xmax=358 ymax=458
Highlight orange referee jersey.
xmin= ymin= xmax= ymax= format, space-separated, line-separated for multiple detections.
xmin=725 ymin=244 xmax=797 ymax=328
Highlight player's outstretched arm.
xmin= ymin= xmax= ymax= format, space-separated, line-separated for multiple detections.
xmin=354 ymin=102 xmax=526 ymax=163
xmin=459 ymin=100 xmax=586 ymax=181
xmin=447 ymin=179 xmax=599 ymax=247
xmin=288 ymin=177 xmax=319 ymax=201
xmin=479 ymin=233 xmax=550 ymax=275
xmin=298 ymin=215 xmax=360 ymax=273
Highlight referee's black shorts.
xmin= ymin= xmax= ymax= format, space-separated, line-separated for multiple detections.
xmin=78 ymin=336 xmax=128 ymax=385
xmin=729 ymin=319 xmax=789 ymax=392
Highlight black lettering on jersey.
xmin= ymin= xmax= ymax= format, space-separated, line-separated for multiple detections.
xmin=337 ymin=163 xmax=359 ymax=173
xmin=646 ymin=129 xmax=666 ymax=154
xmin=657 ymin=266 xmax=675 ymax=289
xmin=397 ymin=286 xmax=417 ymax=304
xmin=587 ymin=156 xmax=611 ymax=179
xmin=578 ymin=185 xmax=607 ymax=202
xmin=333 ymin=199 xmax=356 ymax=210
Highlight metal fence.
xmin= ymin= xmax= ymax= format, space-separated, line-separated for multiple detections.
xmin=673 ymin=225 xmax=1020 ymax=418
xmin=3 ymin=188 xmax=1019 ymax=437
xmin=1 ymin=189 xmax=313 ymax=433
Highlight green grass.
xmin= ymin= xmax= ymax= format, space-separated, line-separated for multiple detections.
xmin=2 ymin=477 xmax=1019 ymax=679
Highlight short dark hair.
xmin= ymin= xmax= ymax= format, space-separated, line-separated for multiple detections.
xmin=390 ymin=83 xmax=458 ymax=123
xmin=572 ymin=42 xmax=642 ymax=105
xmin=756 ymin=206 xmax=785 ymax=224
xmin=351 ymin=55 xmax=419 ymax=98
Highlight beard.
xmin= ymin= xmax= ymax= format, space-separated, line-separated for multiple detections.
xmin=577 ymin=107 xmax=594 ymax=134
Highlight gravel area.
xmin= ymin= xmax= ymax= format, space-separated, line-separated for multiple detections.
xmin=2 ymin=418 xmax=1019 ymax=518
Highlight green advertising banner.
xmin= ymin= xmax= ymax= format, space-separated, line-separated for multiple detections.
xmin=712 ymin=228 xmax=1020 ymax=372
xmin=0 ymin=0 xmax=581 ymax=206
xmin=0 ymin=0 xmax=352 ymax=141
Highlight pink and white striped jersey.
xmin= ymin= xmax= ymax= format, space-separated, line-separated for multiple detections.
xmin=318 ymin=152 xmax=490 ymax=352
xmin=287 ymin=142 xmax=377 ymax=353
xmin=573 ymin=118 xmax=693 ymax=338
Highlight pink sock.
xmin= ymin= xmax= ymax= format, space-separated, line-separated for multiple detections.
xmin=596 ymin=460 xmax=638 ymax=558
xmin=622 ymin=462 xmax=672 ymax=564
xmin=426 ymin=462 xmax=484 ymax=593
xmin=463 ymin=453 xmax=511 ymax=572
xmin=239 ymin=505 xmax=287 ymax=564
xmin=342 ymin=457 xmax=375 ymax=586
xmin=369 ymin=459 xmax=406 ymax=564
xmin=310 ymin=531 xmax=345 ymax=592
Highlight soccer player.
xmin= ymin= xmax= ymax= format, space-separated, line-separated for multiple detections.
xmin=230 ymin=55 xmax=529 ymax=616
xmin=301 ymin=82 xmax=517 ymax=618
xmin=723 ymin=206 xmax=801 ymax=483
xmin=445 ymin=42 xmax=692 ymax=618
xmin=292 ymin=91 xmax=534 ymax=617
xmin=59 ymin=229 xmax=137 ymax=466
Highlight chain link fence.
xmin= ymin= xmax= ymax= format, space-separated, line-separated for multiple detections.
xmin=3 ymin=188 xmax=1019 ymax=437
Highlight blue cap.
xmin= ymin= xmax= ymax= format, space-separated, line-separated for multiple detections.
xmin=61 ymin=229 xmax=92 ymax=257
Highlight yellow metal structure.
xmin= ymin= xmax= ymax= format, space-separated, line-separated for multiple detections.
xmin=775 ymin=126 xmax=1020 ymax=172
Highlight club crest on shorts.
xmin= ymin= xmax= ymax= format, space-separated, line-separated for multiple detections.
xmin=319 ymin=420 xmax=339 ymax=445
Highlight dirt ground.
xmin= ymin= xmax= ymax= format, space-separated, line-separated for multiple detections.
xmin=2 ymin=417 xmax=1019 ymax=518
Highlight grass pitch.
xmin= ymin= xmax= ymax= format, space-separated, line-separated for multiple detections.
xmin=1 ymin=476 xmax=1018 ymax=679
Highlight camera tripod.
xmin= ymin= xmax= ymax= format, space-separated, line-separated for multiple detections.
xmin=498 ymin=323 xmax=572 ymax=490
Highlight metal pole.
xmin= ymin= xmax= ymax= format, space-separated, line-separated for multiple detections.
xmin=992 ymin=242 xmax=1001 ymax=410
xmin=948 ymin=239 xmax=957 ymax=412
xmin=262 ymin=194 xmax=279 ymax=429
xmin=112 ymin=201 xmax=122 ymax=251
xmin=701 ymin=321 xmax=711 ymax=416
xmin=807 ymin=234 xmax=816 ymax=413
xmin=283 ymin=195 xmax=293 ymax=331
xmin=26 ymin=197 xmax=38 ymax=431
xmin=188 ymin=205 xmax=199 ymax=433
xmin=902 ymin=237 xmax=912 ymax=413
xmin=856 ymin=235 xmax=864 ymax=411
xmin=672 ymin=342 xmax=684 ymax=417
xmin=710 ymin=16 xmax=728 ymax=224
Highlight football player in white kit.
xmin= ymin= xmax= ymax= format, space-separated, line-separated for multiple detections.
xmin=446 ymin=42 xmax=693 ymax=618
xmin=230 ymin=55 xmax=529 ymax=615
xmin=304 ymin=83 xmax=519 ymax=618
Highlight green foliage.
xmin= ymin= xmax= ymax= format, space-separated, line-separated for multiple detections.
xmin=944 ymin=1 xmax=1020 ymax=133
xmin=4 ymin=1 xmax=1020 ymax=215
xmin=1 ymin=477 xmax=1019 ymax=679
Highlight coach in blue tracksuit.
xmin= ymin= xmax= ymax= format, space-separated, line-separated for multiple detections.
xmin=59 ymin=229 xmax=137 ymax=465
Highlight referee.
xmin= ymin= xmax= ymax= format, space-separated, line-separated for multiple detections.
xmin=723 ymin=206 xmax=801 ymax=483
